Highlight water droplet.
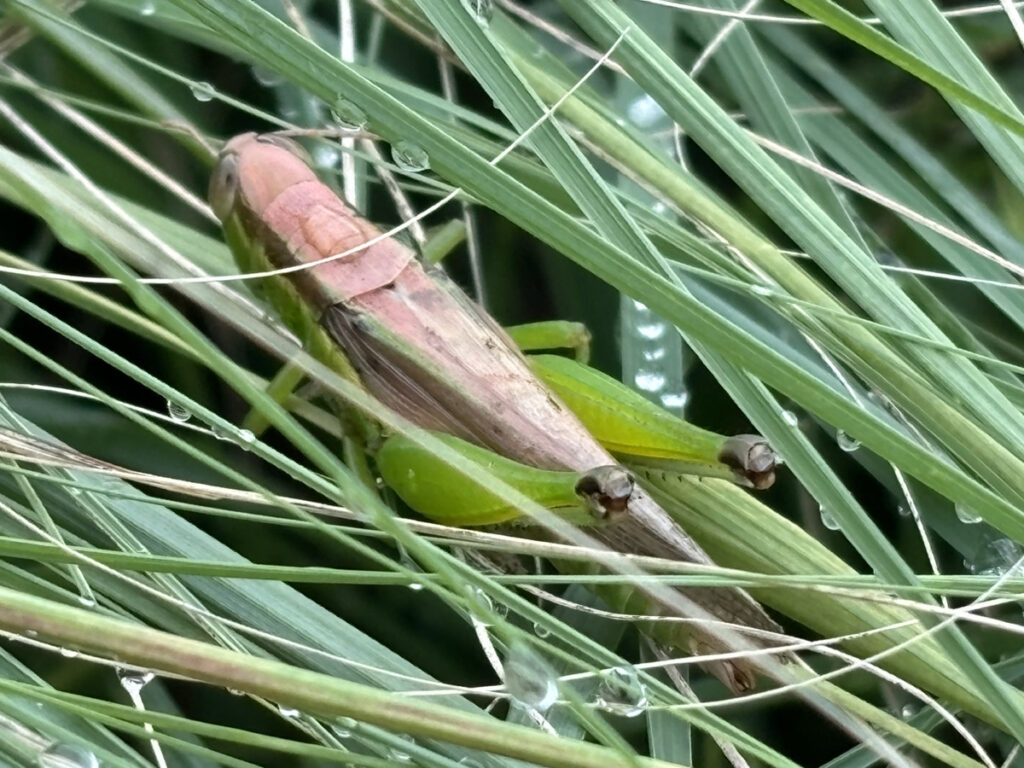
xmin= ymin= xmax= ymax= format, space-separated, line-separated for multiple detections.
xmin=333 ymin=716 xmax=357 ymax=738
xmin=252 ymin=65 xmax=282 ymax=87
xmin=314 ymin=144 xmax=340 ymax=168
xmin=533 ymin=621 xmax=551 ymax=638
xmin=897 ymin=504 xmax=911 ymax=517
xmin=237 ymin=428 xmax=255 ymax=446
xmin=901 ymin=703 xmax=917 ymax=719
xmin=38 ymin=743 xmax=99 ymax=768
xmin=139 ymin=0 xmax=156 ymax=16
xmin=651 ymin=201 xmax=668 ymax=215
xmin=331 ymin=98 xmax=367 ymax=131
xmin=504 ymin=642 xmax=558 ymax=713
xmin=391 ymin=140 xmax=430 ymax=172
xmin=464 ymin=0 xmax=493 ymax=23
xmin=636 ymin=322 xmax=666 ymax=340
xmin=819 ymin=504 xmax=840 ymax=531
xmin=24 ymin=629 xmax=37 ymax=638
xmin=593 ymin=666 xmax=648 ymax=717
xmin=387 ymin=735 xmax=416 ymax=763
xmin=59 ymin=647 xmax=79 ymax=659
xmin=466 ymin=586 xmax=494 ymax=624
xmin=752 ymin=284 xmax=773 ymax=297
xmin=166 ymin=401 xmax=191 ymax=423
xmin=190 ymin=81 xmax=215 ymax=102
xmin=277 ymin=704 xmax=300 ymax=718
xmin=117 ymin=667 xmax=154 ymax=693
xmin=955 ymin=503 xmax=982 ymax=524
xmin=634 ymin=371 xmax=666 ymax=392
xmin=626 ymin=94 xmax=666 ymax=128
xmin=836 ymin=430 xmax=860 ymax=452
xmin=642 ymin=347 xmax=666 ymax=362
xmin=76 ymin=595 xmax=95 ymax=608
xmin=398 ymin=544 xmax=424 ymax=590
xmin=781 ymin=410 xmax=798 ymax=427
xmin=660 ymin=392 xmax=689 ymax=410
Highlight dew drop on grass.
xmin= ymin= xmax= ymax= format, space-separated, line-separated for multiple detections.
xmin=314 ymin=144 xmax=340 ymax=168
xmin=190 ymin=81 xmax=215 ymax=102
xmin=331 ymin=98 xmax=368 ymax=131
xmin=252 ymin=65 xmax=282 ymax=87
xmin=626 ymin=94 xmax=665 ymax=128
xmin=836 ymin=430 xmax=861 ymax=452
xmin=166 ymin=400 xmax=191 ymax=423
xmin=388 ymin=735 xmax=416 ymax=763
xmin=819 ymin=504 xmax=840 ymax=530
xmin=37 ymin=744 xmax=99 ymax=768
xmin=636 ymin=321 xmax=666 ymax=340
xmin=333 ymin=716 xmax=357 ymax=738
xmin=955 ymin=503 xmax=982 ymax=524
xmin=660 ymin=391 xmax=689 ymax=410
xmin=139 ymin=0 xmax=156 ymax=16
xmin=781 ymin=410 xmax=799 ymax=427
xmin=593 ymin=666 xmax=648 ymax=717
xmin=634 ymin=370 xmax=666 ymax=392
xmin=504 ymin=642 xmax=558 ymax=713
xmin=391 ymin=140 xmax=430 ymax=172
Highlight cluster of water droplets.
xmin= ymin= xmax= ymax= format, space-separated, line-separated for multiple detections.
xmin=965 ymin=538 xmax=1024 ymax=577
xmin=622 ymin=299 xmax=689 ymax=414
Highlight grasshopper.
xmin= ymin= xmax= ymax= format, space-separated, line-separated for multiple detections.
xmin=209 ymin=132 xmax=783 ymax=693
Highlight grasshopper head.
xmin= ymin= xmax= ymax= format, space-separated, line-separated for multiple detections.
xmin=209 ymin=133 xmax=316 ymax=223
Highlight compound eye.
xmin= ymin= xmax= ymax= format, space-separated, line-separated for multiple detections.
xmin=208 ymin=153 xmax=239 ymax=223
